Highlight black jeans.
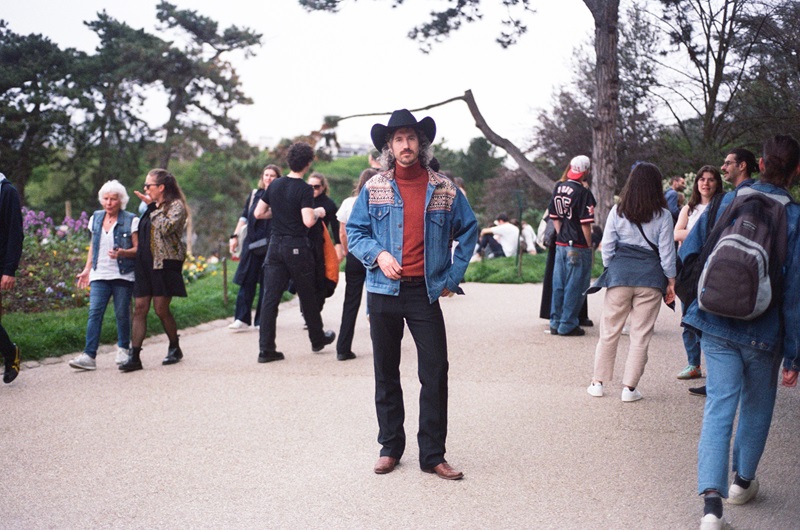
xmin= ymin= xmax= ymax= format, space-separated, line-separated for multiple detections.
xmin=368 ymin=281 xmax=449 ymax=469
xmin=234 ymin=257 xmax=264 ymax=326
xmin=259 ymin=236 xmax=326 ymax=352
xmin=336 ymin=253 xmax=366 ymax=355
xmin=0 ymin=323 xmax=14 ymax=362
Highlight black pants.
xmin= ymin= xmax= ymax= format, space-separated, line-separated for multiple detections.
xmin=234 ymin=255 xmax=265 ymax=326
xmin=477 ymin=233 xmax=505 ymax=257
xmin=259 ymin=236 xmax=325 ymax=352
xmin=368 ymin=282 xmax=449 ymax=469
xmin=0 ymin=323 xmax=14 ymax=362
xmin=336 ymin=253 xmax=366 ymax=355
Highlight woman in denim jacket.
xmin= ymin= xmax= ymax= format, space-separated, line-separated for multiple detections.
xmin=680 ymin=135 xmax=800 ymax=529
xmin=69 ymin=180 xmax=138 ymax=371
xmin=120 ymin=169 xmax=188 ymax=373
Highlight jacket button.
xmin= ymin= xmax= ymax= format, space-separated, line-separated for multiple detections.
xmin=398 ymin=224 xmax=402 ymax=228
xmin=751 ymin=341 xmax=757 ymax=346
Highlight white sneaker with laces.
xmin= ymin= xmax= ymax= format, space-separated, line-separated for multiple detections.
xmin=228 ymin=319 xmax=250 ymax=331
xmin=69 ymin=353 xmax=96 ymax=371
xmin=587 ymin=382 xmax=604 ymax=397
xmin=728 ymin=477 xmax=759 ymax=505
xmin=700 ymin=513 xmax=730 ymax=529
xmin=115 ymin=347 xmax=130 ymax=365
xmin=621 ymin=387 xmax=643 ymax=402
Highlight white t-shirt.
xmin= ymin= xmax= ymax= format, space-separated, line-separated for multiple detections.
xmin=336 ymin=196 xmax=356 ymax=225
xmin=88 ymin=213 xmax=139 ymax=282
xmin=686 ymin=202 xmax=708 ymax=232
xmin=491 ymin=222 xmax=520 ymax=257
xmin=520 ymin=223 xmax=536 ymax=253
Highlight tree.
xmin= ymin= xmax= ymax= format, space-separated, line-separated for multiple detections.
xmin=0 ymin=22 xmax=79 ymax=203
xmin=153 ymin=1 xmax=262 ymax=168
xmin=299 ymin=0 xmax=622 ymax=227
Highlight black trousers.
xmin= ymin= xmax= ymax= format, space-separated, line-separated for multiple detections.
xmin=259 ymin=236 xmax=325 ymax=352
xmin=477 ymin=233 xmax=505 ymax=257
xmin=0 ymin=323 xmax=14 ymax=362
xmin=336 ymin=253 xmax=366 ymax=355
xmin=234 ymin=254 xmax=265 ymax=326
xmin=368 ymin=282 xmax=449 ymax=469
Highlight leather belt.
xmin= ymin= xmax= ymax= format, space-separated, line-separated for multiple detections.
xmin=400 ymin=276 xmax=425 ymax=283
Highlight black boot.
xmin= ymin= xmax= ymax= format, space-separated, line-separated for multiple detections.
xmin=120 ymin=347 xmax=143 ymax=372
xmin=163 ymin=337 xmax=183 ymax=365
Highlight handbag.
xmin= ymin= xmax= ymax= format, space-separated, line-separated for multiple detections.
xmin=232 ymin=190 xmax=257 ymax=259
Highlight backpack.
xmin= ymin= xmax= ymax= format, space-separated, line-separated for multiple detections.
xmin=695 ymin=187 xmax=790 ymax=320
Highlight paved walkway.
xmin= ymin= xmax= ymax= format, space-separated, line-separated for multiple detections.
xmin=1 ymin=280 xmax=797 ymax=529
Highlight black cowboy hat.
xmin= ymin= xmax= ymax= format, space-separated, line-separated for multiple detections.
xmin=370 ymin=109 xmax=436 ymax=151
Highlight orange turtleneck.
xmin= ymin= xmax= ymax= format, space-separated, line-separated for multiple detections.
xmin=394 ymin=161 xmax=428 ymax=278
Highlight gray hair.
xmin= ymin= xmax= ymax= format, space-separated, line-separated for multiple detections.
xmin=97 ymin=179 xmax=130 ymax=210
xmin=379 ymin=130 xmax=434 ymax=170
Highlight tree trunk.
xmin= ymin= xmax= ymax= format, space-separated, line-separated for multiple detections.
xmin=585 ymin=0 xmax=620 ymax=229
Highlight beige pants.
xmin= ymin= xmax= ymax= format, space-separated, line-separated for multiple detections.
xmin=592 ymin=286 xmax=663 ymax=389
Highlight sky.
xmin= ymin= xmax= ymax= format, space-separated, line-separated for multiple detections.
xmin=3 ymin=0 xmax=596 ymax=154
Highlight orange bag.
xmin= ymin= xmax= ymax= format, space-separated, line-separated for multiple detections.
xmin=322 ymin=227 xmax=339 ymax=294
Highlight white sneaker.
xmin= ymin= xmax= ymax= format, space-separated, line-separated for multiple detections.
xmin=115 ymin=347 xmax=130 ymax=365
xmin=621 ymin=387 xmax=643 ymax=402
xmin=700 ymin=513 xmax=730 ymax=529
xmin=587 ymin=382 xmax=604 ymax=397
xmin=69 ymin=353 xmax=96 ymax=371
xmin=728 ymin=477 xmax=759 ymax=505
xmin=621 ymin=325 xmax=630 ymax=336
xmin=228 ymin=319 xmax=250 ymax=331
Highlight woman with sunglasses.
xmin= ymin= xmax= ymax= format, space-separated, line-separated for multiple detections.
xmin=306 ymin=172 xmax=342 ymax=317
xmin=120 ymin=169 xmax=188 ymax=372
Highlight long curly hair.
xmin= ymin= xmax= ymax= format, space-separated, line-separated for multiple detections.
xmin=379 ymin=129 xmax=433 ymax=170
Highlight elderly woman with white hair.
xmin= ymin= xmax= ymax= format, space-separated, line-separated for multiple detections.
xmin=69 ymin=180 xmax=139 ymax=371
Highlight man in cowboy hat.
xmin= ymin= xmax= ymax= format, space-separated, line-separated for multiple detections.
xmin=548 ymin=154 xmax=596 ymax=337
xmin=347 ymin=109 xmax=478 ymax=480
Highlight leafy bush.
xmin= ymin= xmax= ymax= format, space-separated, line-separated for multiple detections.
xmin=464 ymin=251 xmax=605 ymax=284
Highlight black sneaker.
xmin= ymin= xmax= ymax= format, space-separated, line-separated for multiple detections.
xmin=312 ymin=330 xmax=336 ymax=353
xmin=258 ymin=350 xmax=285 ymax=363
xmin=689 ymin=385 xmax=707 ymax=397
xmin=337 ymin=351 xmax=356 ymax=361
xmin=3 ymin=344 xmax=20 ymax=384
xmin=561 ymin=327 xmax=586 ymax=337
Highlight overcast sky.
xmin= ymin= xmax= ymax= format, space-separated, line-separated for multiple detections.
xmin=4 ymin=0 xmax=596 ymax=154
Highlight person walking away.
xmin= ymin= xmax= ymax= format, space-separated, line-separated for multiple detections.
xmin=253 ymin=142 xmax=335 ymax=363
xmin=120 ymin=169 xmax=188 ymax=372
xmin=680 ymin=135 xmax=800 ymax=529
xmin=70 ymin=180 xmax=139 ymax=371
xmin=0 ymin=172 xmax=23 ymax=384
xmin=335 ymin=168 xmax=377 ymax=361
xmin=673 ymin=166 xmax=723 ymax=381
xmin=348 ymin=109 xmax=478 ymax=480
xmin=548 ymin=155 xmax=596 ymax=336
xmin=228 ymin=165 xmax=280 ymax=331
xmin=585 ymin=162 xmax=676 ymax=401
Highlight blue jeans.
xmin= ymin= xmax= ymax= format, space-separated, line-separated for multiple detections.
xmin=84 ymin=279 xmax=134 ymax=358
xmin=550 ymin=245 xmax=592 ymax=334
xmin=697 ymin=334 xmax=781 ymax=496
xmin=681 ymin=302 xmax=702 ymax=366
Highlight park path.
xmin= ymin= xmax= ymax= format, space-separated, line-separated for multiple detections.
xmin=0 ymin=278 xmax=797 ymax=529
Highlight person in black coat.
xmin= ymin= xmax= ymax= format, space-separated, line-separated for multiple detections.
xmin=0 ymin=173 xmax=23 ymax=383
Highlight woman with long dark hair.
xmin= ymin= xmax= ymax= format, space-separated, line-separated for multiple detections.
xmin=228 ymin=165 xmax=281 ymax=331
xmin=673 ymin=165 xmax=723 ymax=381
xmin=586 ymin=162 xmax=676 ymax=401
xmin=120 ymin=169 xmax=188 ymax=372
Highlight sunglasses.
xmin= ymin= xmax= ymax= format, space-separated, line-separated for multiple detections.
xmin=311 ymin=184 xmax=323 ymax=190
xmin=143 ymin=183 xmax=157 ymax=189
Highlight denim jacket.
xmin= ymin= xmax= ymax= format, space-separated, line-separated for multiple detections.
xmin=346 ymin=168 xmax=478 ymax=304
xmin=680 ymin=182 xmax=800 ymax=370
xmin=91 ymin=209 xmax=136 ymax=274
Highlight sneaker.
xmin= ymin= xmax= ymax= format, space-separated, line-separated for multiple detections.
xmin=587 ymin=382 xmax=604 ymax=397
xmin=69 ymin=353 xmax=97 ymax=371
xmin=621 ymin=325 xmax=630 ymax=336
xmin=728 ymin=477 xmax=759 ymax=505
xmin=677 ymin=364 xmax=703 ymax=379
xmin=621 ymin=387 xmax=643 ymax=402
xmin=546 ymin=327 xmax=558 ymax=335
xmin=3 ymin=344 xmax=21 ymax=383
xmin=689 ymin=386 xmax=707 ymax=397
xmin=700 ymin=513 xmax=731 ymax=530
xmin=560 ymin=326 xmax=585 ymax=337
xmin=228 ymin=319 xmax=250 ymax=331
xmin=115 ymin=347 xmax=130 ymax=365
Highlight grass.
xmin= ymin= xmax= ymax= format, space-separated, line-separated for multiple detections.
xmin=6 ymin=252 xmax=602 ymax=362
xmin=3 ymin=262 xmax=289 ymax=362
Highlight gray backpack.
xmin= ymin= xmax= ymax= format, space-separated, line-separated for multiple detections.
xmin=696 ymin=187 xmax=790 ymax=320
